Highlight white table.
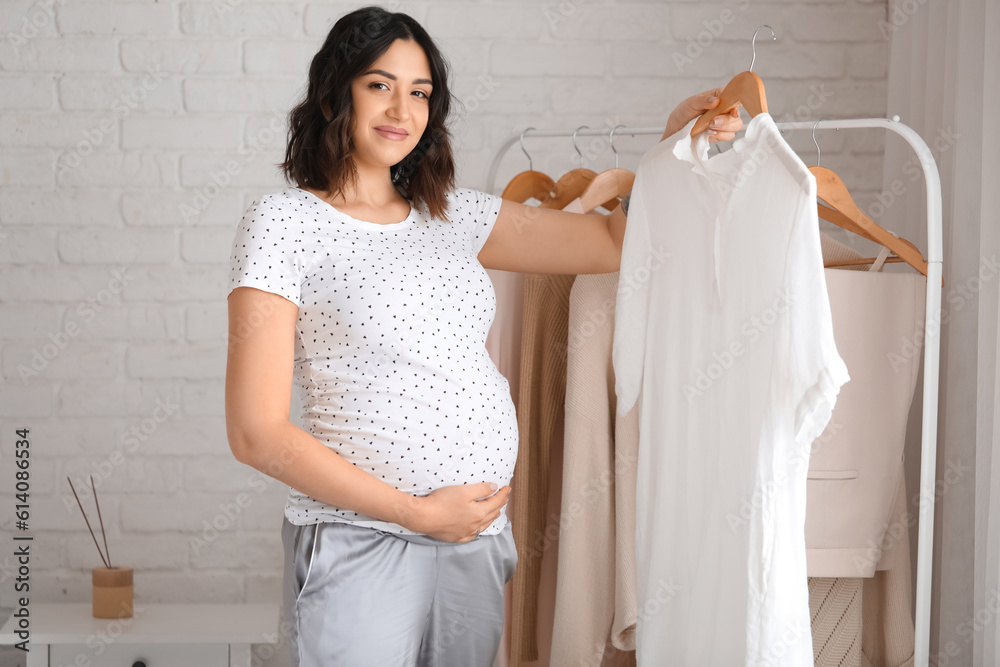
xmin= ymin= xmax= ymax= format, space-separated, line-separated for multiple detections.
xmin=0 ymin=603 xmax=281 ymax=667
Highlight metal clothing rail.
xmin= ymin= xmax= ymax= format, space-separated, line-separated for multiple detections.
xmin=484 ymin=117 xmax=943 ymax=667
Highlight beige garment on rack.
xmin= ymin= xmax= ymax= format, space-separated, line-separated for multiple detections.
xmin=810 ymin=473 xmax=915 ymax=667
xmin=810 ymin=232 xmax=917 ymax=667
xmin=806 ymin=259 xmax=926 ymax=577
xmin=549 ymin=268 xmax=639 ymax=667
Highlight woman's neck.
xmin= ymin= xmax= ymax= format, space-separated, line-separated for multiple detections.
xmin=331 ymin=163 xmax=403 ymax=209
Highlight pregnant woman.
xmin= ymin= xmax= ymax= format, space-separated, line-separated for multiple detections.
xmin=224 ymin=5 xmax=742 ymax=666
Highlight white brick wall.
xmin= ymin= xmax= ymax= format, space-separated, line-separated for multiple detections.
xmin=0 ymin=0 xmax=889 ymax=637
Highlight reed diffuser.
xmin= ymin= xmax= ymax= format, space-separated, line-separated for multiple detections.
xmin=68 ymin=475 xmax=133 ymax=619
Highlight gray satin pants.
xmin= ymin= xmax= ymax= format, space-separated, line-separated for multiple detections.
xmin=281 ymin=516 xmax=517 ymax=667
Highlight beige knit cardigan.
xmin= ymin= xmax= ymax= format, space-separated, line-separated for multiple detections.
xmin=509 ymin=265 xmax=575 ymax=664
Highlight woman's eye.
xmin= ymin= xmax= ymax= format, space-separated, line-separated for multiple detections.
xmin=369 ymin=82 xmax=389 ymax=91
xmin=413 ymin=90 xmax=429 ymax=99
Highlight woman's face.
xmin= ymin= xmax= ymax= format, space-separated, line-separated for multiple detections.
xmin=349 ymin=38 xmax=433 ymax=173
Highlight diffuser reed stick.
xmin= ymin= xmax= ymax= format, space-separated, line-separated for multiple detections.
xmin=91 ymin=475 xmax=111 ymax=567
xmin=68 ymin=475 xmax=111 ymax=569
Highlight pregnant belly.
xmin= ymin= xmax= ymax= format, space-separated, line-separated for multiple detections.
xmin=305 ymin=386 xmax=519 ymax=495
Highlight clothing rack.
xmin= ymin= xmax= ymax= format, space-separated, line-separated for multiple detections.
xmin=484 ymin=117 xmax=943 ymax=667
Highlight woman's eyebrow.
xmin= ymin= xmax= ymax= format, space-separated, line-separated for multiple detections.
xmin=362 ymin=68 xmax=433 ymax=86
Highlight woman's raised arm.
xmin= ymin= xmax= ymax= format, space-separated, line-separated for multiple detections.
xmin=478 ymin=199 xmax=627 ymax=275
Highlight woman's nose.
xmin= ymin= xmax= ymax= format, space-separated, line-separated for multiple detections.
xmin=387 ymin=92 xmax=410 ymax=122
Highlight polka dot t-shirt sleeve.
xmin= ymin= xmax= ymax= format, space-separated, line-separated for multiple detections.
xmin=451 ymin=187 xmax=504 ymax=256
xmin=228 ymin=195 xmax=305 ymax=306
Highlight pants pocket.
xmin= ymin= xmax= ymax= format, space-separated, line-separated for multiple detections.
xmin=295 ymin=522 xmax=321 ymax=604
xmin=502 ymin=524 xmax=517 ymax=584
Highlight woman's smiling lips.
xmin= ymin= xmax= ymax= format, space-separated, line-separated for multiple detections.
xmin=374 ymin=125 xmax=409 ymax=141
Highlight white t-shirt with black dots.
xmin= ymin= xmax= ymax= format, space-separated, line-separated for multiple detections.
xmin=227 ymin=186 xmax=516 ymax=536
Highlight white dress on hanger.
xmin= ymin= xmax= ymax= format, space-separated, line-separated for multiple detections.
xmin=612 ymin=114 xmax=849 ymax=667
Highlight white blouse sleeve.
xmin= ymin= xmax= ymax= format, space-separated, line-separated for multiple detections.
xmin=784 ymin=175 xmax=851 ymax=445
xmin=612 ymin=170 xmax=653 ymax=416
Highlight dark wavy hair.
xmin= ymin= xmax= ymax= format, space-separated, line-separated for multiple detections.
xmin=279 ymin=6 xmax=457 ymax=220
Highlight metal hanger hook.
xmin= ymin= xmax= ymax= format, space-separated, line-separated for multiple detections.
xmin=609 ymin=124 xmax=626 ymax=169
xmin=812 ymin=118 xmax=824 ymax=167
xmin=573 ymin=125 xmax=589 ymax=166
xmin=519 ymin=127 xmax=535 ymax=171
xmin=749 ymin=25 xmax=775 ymax=72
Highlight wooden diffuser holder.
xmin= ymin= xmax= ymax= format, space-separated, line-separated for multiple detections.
xmin=92 ymin=566 xmax=134 ymax=619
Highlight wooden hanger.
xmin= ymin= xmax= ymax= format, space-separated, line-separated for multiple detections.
xmin=812 ymin=166 xmax=928 ymax=276
xmin=579 ymin=168 xmax=634 ymax=213
xmin=501 ymin=127 xmax=555 ymax=203
xmin=819 ymin=201 xmax=908 ymax=268
xmin=542 ymin=168 xmax=595 ymax=209
xmin=691 ymin=71 xmax=767 ymax=138
xmin=540 ymin=126 xmax=619 ymax=210
xmin=691 ymin=26 xmax=774 ymax=138
xmin=542 ymin=168 xmax=625 ymax=212
xmin=502 ymin=170 xmax=555 ymax=203
xmin=579 ymin=125 xmax=635 ymax=213
xmin=807 ymin=123 xmax=927 ymax=276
